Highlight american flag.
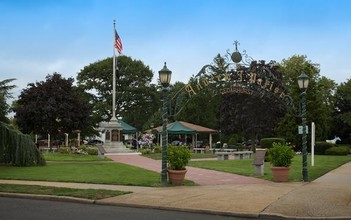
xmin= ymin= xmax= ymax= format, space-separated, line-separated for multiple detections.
xmin=114 ymin=30 xmax=123 ymax=55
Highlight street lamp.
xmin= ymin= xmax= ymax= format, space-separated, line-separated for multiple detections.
xmin=297 ymin=71 xmax=309 ymax=182
xmin=159 ymin=62 xmax=172 ymax=186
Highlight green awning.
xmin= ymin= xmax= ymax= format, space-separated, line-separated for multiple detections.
xmin=118 ymin=119 xmax=137 ymax=134
xmin=166 ymin=121 xmax=196 ymax=134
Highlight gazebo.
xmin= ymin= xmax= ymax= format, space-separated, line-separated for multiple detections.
xmin=151 ymin=121 xmax=217 ymax=148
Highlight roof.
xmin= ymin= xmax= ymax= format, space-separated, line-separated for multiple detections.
xmin=167 ymin=121 xmax=196 ymax=134
xmin=178 ymin=121 xmax=217 ymax=133
xmin=118 ymin=119 xmax=137 ymax=134
xmin=151 ymin=121 xmax=217 ymax=134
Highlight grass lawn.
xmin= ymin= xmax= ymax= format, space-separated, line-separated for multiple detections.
xmin=188 ymin=155 xmax=351 ymax=181
xmin=43 ymin=153 xmax=112 ymax=161
xmin=0 ymin=184 xmax=130 ymax=200
xmin=0 ymin=153 xmax=195 ymax=187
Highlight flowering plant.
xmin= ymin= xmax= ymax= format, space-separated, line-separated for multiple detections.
xmin=142 ymin=133 xmax=154 ymax=147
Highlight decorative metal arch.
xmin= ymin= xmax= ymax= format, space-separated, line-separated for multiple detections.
xmin=170 ymin=41 xmax=295 ymax=116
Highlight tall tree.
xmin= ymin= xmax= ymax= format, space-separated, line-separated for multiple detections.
xmin=13 ymin=73 xmax=92 ymax=139
xmin=76 ymin=56 xmax=159 ymax=131
xmin=0 ymin=78 xmax=16 ymax=123
xmin=275 ymin=55 xmax=335 ymax=148
xmin=333 ymin=78 xmax=351 ymax=143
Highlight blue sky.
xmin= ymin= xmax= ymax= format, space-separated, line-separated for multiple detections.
xmin=1 ymin=0 xmax=350 ymax=99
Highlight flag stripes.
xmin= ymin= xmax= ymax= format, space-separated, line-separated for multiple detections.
xmin=114 ymin=30 xmax=123 ymax=55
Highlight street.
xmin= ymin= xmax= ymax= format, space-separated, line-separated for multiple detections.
xmin=0 ymin=197 xmax=257 ymax=220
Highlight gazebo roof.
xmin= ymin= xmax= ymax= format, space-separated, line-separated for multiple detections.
xmin=152 ymin=121 xmax=217 ymax=134
xmin=118 ymin=119 xmax=137 ymax=134
xmin=167 ymin=121 xmax=196 ymax=134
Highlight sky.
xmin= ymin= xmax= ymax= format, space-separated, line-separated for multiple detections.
xmin=1 ymin=0 xmax=351 ymax=100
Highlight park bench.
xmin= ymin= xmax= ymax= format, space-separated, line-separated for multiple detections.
xmin=232 ymin=151 xmax=253 ymax=160
xmin=253 ymin=148 xmax=267 ymax=176
xmin=193 ymin=148 xmax=206 ymax=154
xmin=215 ymin=152 xmax=232 ymax=160
xmin=39 ymin=146 xmax=58 ymax=152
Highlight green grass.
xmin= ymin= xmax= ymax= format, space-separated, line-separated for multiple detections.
xmin=188 ymin=155 xmax=351 ymax=181
xmin=43 ymin=152 xmax=112 ymax=161
xmin=0 ymin=152 xmax=196 ymax=187
xmin=0 ymin=162 xmax=162 ymax=186
xmin=0 ymin=184 xmax=130 ymax=200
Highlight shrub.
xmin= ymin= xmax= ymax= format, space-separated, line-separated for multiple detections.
xmin=140 ymin=148 xmax=152 ymax=155
xmin=153 ymin=145 xmax=162 ymax=153
xmin=86 ymin=147 xmax=98 ymax=155
xmin=325 ymin=146 xmax=349 ymax=156
xmin=260 ymin=138 xmax=285 ymax=149
xmin=315 ymin=141 xmax=334 ymax=155
xmin=58 ymin=146 xmax=71 ymax=154
xmin=268 ymin=142 xmax=295 ymax=167
xmin=166 ymin=146 xmax=191 ymax=170
xmin=77 ymin=145 xmax=87 ymax=151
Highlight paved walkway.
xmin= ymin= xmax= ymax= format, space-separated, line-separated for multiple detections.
xmin=1 ymin=154 xmax=351 ymax=219
xmin=106 ymin=154 xmax=268 ymax=185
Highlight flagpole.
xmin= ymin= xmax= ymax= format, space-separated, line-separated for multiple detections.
xmin=111 ymin=19 xmax=117 ymax=122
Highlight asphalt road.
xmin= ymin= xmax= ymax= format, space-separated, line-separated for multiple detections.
xmin=0 ymin=197 xmax=256 ymax=220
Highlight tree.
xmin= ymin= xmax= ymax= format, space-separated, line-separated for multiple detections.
xmin=76 ymin=56 xmax=160 ymax=131
xmin=13 ymin=73 xmax=92 ymax=139
xmin=0 ymin=78 xmax=16 ymax=123
xmin=275 ymin=55 xmax=335 ymax=148
xmin=333 ymin=78 xmax=351 ymax=143
xmin=174 ymin=78 xmax=220 ymax=130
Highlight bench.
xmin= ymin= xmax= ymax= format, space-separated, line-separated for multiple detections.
xmin=215 ymin=152 xmax=232 ymax=160
xmin=193 ymin=148 xmax=206 ymax=154
xmin=253 ymin=149 xmax=267 ymax=176
xmin=232 ymin=151 xmax=253 ymax=160
xmin=39 ymin=147 xmax=58 ymax=152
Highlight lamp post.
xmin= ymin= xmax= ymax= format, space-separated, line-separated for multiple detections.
xmin=297 ymin=71 xmax=309 ymax=182
xmin=159 ymin=62 xmax=172 ymax=186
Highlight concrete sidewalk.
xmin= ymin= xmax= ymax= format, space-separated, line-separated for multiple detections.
xmin=107 ymin=154 xmax=269 ymax=185
xmin=1 ymin=155 xmax=351 ymax=219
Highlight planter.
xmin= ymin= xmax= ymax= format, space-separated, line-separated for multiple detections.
xmin=167 ymin=169 xmax=187 ymax=186
xmin=271 ymin=166 xmax=290 ymax=182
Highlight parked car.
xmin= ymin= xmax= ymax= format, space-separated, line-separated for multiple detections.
xmin=87 ymin=139 xmax=104 ymax=145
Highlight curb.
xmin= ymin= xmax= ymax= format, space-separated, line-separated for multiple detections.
xmin=2 ymin=192 xmax=351 ymax=220
xmin=0 ymin=192 xmax=95 ymax=204
xmin=95 ymin=200 xmax=260 ymax=219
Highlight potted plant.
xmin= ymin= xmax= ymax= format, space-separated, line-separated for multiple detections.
xmin=268 ymin=142 xmax=295 ymax=182
xmin=166 ymin=145 xmax=191 ymax=185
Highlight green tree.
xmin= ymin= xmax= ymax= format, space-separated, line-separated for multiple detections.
xmin=0 ymin=78 xmax=16 ymax=123
xmin=13 ymin=73 xmax=92 ymax=139
xmin=333 ymin=78 xmax=351 ymax=143
xmin=174 ymin=77 xmax=220 ymax=130
xmin=275 ymin=55 xmax=335 ymax=148
xmin=76 ymin=56 xmax=160 ymax=131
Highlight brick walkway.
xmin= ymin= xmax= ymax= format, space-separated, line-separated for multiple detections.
xmin=106 ymin=154 xmax=268 ymax=185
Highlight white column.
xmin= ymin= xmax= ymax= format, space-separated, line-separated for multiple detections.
xmin=77 ymin=132 xmax=81 ymax=146
xmin=65 ymin=133 xmax=69 ymax=146
xmin=209 ymin=133 xmax=213 ymax=149
xmin=48 ymin=134 xmax=50 ymax=149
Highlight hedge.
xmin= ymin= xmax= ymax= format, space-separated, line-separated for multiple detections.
xmin=260 ymin=138 xmax=285 ymax=149
xmin=325 ymin=146 xmax=350 ymax=156
xmin=315 ymin=141 xmax=334 ymax=155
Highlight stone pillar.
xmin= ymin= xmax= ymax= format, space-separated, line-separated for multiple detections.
xmin=65 ymin=133 xmax=69 ymax=146
xmin=77 ymin=132 xmax=81 ymax=146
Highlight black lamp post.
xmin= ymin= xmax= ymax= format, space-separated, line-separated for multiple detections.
xmin=297 ymin=71 xmax=309 ymax=182
xmin=159 ymin=62 xmax=172 ymax=186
